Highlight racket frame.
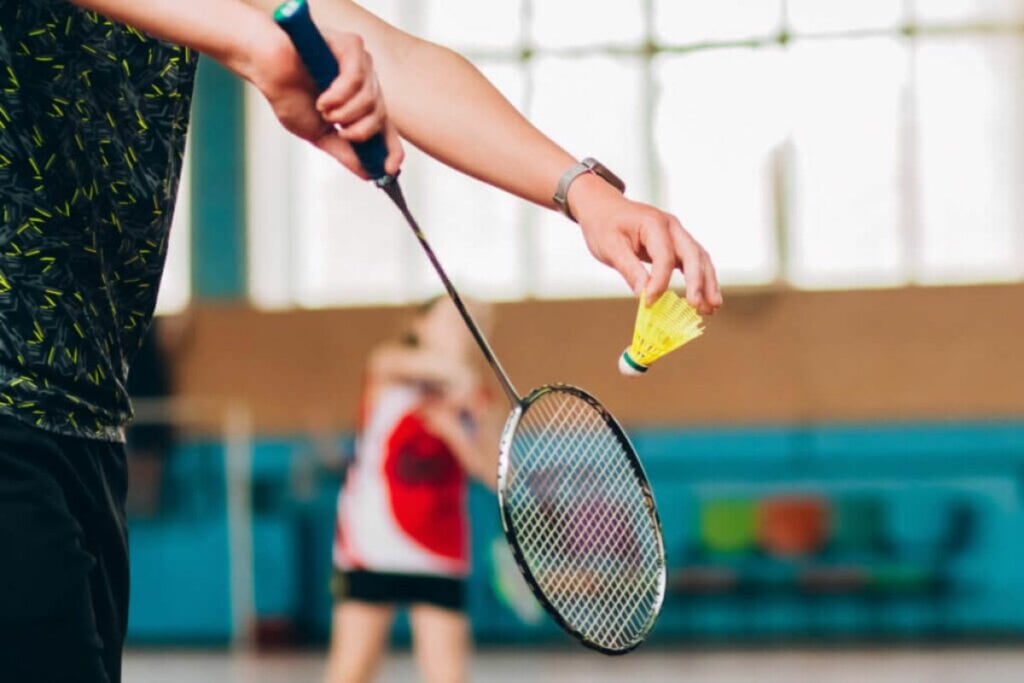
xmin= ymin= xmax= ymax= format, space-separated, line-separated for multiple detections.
xmin=496 ymin=384 xmax=667 ymax=655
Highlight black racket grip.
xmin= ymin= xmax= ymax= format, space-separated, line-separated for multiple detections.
xmin=274 ymin=0 xmax=391 ymax=182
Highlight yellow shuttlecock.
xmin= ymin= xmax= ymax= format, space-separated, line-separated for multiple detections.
xmin=618 ymin=291 xmax=704 ymax=376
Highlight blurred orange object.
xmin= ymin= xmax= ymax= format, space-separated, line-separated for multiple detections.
xmin=758 ymin=496 xmax=830 ymax=557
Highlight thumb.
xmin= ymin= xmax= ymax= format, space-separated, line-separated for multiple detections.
xmin=382 ymin=119 xmax=405 ymax=177
xmin=315 ymin=129 xmax=369 ymax=180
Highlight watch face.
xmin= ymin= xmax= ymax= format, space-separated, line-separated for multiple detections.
xmin=592 ymin=162 xmax=626 ymax=193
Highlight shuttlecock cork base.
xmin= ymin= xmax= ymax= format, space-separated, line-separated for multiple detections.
xmin=618 ymin=290 xmax=705 ymax=377
xmin=619 ymin=349 xmax=650 ymax=376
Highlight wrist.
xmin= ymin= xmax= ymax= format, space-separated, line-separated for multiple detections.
xmin=566 ymin=172 xmax=627 ymax=223
xmin=553 ymin=157 xmax=626 ymax=222
xmin=221 ymin=9 xmax=291 ymax=85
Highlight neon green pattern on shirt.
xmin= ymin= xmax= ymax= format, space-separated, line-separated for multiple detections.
xmin=0 ymin=3 xmax=197 ymax=440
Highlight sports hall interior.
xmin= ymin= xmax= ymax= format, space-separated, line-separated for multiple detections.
xmin=127 ymin=1 xmax=1024 ymax=680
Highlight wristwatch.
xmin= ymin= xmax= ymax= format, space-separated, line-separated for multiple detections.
xmin=552 ymin=157 xmax=626 ymax=222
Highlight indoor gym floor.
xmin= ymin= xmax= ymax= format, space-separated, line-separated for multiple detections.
xmin=124 ymin=647 xmax=1024 ymax=682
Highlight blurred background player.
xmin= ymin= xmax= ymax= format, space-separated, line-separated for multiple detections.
xmin=326 ymin=298 xmax=500 ymax=683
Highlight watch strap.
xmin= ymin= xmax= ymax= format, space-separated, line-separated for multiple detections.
xmin=553 ymin=157 xmax=626 ymax=222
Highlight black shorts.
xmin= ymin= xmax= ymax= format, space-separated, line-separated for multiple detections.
xmin=331 ymin=570 xmax=466 ymax=612
xmin=0 ymin=416 xmax=129 ymax=683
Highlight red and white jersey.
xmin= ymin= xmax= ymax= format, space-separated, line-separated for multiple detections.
xmin=333 ymin=384 xmax=469 ymax=577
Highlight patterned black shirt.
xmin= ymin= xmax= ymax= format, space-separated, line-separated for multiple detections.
xmin=0 ymin=3 xmax=197 ymax=440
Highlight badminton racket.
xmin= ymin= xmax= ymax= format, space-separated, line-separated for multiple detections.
xmin=275 ymin=0 xmax=666 ymax=654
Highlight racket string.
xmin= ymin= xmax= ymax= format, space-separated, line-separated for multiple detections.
xmin=510 ymin=399 xmax=609 ymax=533
xmin=522 ymin=428 xmax=634 ymax=583
xmin=509 ymin=397 xmax=602 ymax=528
xmin=546 ymin=420 xmax=660 ymax=638
xmin=511 ymin=405 xmax=635 ymax=580
xmin=515 ymin=400 xmax=644 ymax=557
xmin=504 ymin=389 xmax=664 ymax=651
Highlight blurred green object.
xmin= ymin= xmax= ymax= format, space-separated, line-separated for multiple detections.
xmin=831 ymin=496 xmax=886 ymax=554
xmin=489 ymin=536 xmax=543 ymax=625
xmin=699 ymin=499 xmax=757 ymax=554
xmin=870 ymin=564 xmax=936 ymax=593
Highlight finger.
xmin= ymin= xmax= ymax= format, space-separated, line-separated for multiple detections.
xmin=335 ymin=104 xmax=386 ymax=143
xmin=321 ymin=76 xmax=379 ymax=127
xmin=694 ymin=253 xmax=715 ymax=315
xmin=321 ymin=89 xmax=376 ymax=128
xmin=316 ymin=69 xmax=365 ymax=115
xmin=315 ymin=131 xmax=368 ymax=180
xmin=641 ymin=218 xmax=675 ymax=305
xmin=315 ymin=38 xmax=368 ymax=111
xmin=702 ymin=251 xmax=723 ymax=313
xmin=383 ymin=119 xmax=405 ymax=176
xmin=668 ymin=217 xmax=706 ymax=310
xmin=604 ymin=236 xmax=650 ymax=297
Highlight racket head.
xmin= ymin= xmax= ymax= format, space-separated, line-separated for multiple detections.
xmin=496 ymin=384 xmax=666 ymax=655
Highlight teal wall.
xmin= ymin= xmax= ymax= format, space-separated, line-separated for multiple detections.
xmin=189 ymin=58 xmax=247 ymax=300
xmin=127 ymin=421 xmax=1024 ymax=645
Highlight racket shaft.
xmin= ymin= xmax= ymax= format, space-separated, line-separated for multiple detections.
xmin=382 ymin=182 xmax=521 ymax=404
xmin=272 ymin=0 xmax=521 ymax=403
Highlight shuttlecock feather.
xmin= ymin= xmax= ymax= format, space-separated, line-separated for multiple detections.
xmin=619 ymin=291 xmax=704 ymax=376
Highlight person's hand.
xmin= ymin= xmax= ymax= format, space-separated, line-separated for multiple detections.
xmin=567 ymin=174 xmax=722 ymax=315
xmin=244 ymin=26 xmax=403 ymax=179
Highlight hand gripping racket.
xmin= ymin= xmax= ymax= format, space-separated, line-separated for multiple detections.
xmin=275 ymin=0 xmax=666 ymax=654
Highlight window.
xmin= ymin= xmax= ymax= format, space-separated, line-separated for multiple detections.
xmin=915 ymin=33 xmax=1024 ymax=283
xmin=786 ymin=37 xmax=908 ymax=288
xmin=247 ymin=0 xmax=1024 ymax=308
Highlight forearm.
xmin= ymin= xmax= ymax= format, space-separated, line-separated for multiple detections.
xmin=68 ymin=0 xmax=281 ymax=82
xmin=253 ymin=0 xmax=578 ymax=210
xmin=379 ymin=42 xmax=574 ymax=211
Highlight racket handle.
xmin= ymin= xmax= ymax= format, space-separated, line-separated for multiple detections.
xmin=274 ymin=0 xmax=392 ymax=183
